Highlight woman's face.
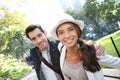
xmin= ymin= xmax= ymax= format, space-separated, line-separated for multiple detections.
xmin=57 ymin=22 xmax=79 ymax=47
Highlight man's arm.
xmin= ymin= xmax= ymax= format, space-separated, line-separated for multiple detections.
xmin=21 ymin=55 xmax=32 ymax=62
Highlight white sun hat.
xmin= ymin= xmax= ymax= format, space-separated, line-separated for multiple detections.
xmin=50 ymin=17 xmax=84 ymax=39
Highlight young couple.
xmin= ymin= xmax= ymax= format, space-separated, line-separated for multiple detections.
xmin=23 ymin=17 xmax=120 ymax=80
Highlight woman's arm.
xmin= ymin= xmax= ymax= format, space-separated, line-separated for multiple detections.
xmin=98 ymin=54 xmax=120 ymax=69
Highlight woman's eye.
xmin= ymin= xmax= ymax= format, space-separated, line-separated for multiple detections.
xmin=68 ymin=28 xmax=74 ymax=31
xmin=57 ymin=31 xmax=64 ymax=35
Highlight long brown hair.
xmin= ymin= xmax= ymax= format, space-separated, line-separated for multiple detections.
xmin=74 ymin=23 xmax=101 ymax=72
xmin=78 ymin=40 xmax=101 ymax=72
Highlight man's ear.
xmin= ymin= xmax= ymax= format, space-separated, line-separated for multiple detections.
xmin=44 ymin=31 xmax=47 ymax=36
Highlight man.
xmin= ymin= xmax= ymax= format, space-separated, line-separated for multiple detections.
xmin=22 ymin=24 xmax=104 ymax=80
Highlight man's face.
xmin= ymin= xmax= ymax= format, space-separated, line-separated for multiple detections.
xmin=28 ymin=28 xmax=48 ymax=51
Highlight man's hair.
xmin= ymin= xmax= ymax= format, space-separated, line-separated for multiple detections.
xmin=25 ymin=24 xmax=44 ymax=39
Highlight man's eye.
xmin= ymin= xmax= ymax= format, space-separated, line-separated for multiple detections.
xmin=38 ymin=34 xmax=41 ymax=37
xmin=31 ymin=38 xmax=36 ymax=41
xmin=38 ymin=33 xmax=43 ymax=37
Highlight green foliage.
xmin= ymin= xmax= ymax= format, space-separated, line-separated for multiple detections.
xmin=0 ymin=5 xmax=33 ymax=58
xmin=0 ymin=54 xmax=31 ymax=80
xmin=65 ymin=0 xmax=120 ymax=39
xmin=84 ymin=0 xmax=108 ymax=37
xmin=83 ymin=0 xmax=100 ymax=20
xmin=84 ymin=0 xmax=120 ymax=29
xmin=99 ymin=0 xmax=120 ymax=23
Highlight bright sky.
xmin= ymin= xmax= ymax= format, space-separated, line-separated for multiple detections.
xmin=1 ymin=0 xmax=85 ymax=36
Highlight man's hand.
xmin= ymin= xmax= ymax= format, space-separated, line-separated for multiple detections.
xmin=85 ymin=40 xmax=105 ymax=56
xmin=21 ymin=57 xmax=27 ymax=62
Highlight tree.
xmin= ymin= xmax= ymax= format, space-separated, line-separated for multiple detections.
xmin=83 ymin=0 xmax=104 ymax=37
xmin=0 ymin=6 xmax=31 ymax=58
xmin=99 ymin=0 xmax=120 ymax=28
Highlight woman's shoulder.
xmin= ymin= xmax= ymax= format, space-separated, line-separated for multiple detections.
xmin=57 ymin=42 xmax=65 ymax=53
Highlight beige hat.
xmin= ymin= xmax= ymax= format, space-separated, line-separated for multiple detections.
xmin=50 ymin=19 xmax=84 ymax=39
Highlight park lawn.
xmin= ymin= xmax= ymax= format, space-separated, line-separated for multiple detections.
xmin=97 ymin=30 xmax=120 ymax=57
xmin=96 ymin=30 xmax=120 ymax=68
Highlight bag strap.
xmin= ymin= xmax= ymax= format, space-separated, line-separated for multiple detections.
xmin=36 ymin=47 xmax=61 ymax=74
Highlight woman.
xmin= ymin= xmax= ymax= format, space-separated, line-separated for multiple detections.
xmin=50 ymin=18 xmax=120 ymax=80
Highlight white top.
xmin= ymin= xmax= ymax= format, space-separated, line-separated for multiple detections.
xmin=58 ymin=42 xmax=120 ymax=80
xmin=41 ymin=50 xmax=58 ymax=80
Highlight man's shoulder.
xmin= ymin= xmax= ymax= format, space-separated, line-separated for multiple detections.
xmin=50 ymin=40 xmax=60 ymax=46
xmin=30 ymin=46 xmax=37 ymax=51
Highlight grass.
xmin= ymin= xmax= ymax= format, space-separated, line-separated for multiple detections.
xmin=97 ymin=30 xmax=120 ymax=57
xmin=96 ymin=30 xmax=120 ymax=68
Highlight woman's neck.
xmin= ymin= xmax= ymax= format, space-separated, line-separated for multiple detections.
xmin=66 ymin=44 xmax=79 ymax=54
xmin=66 ymin=44 xmax=81 ymax=64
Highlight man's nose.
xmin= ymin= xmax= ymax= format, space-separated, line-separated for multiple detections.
xmin=36 ymin=38 xmax=42 ymax=43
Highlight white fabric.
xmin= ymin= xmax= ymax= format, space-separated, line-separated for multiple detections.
xmin=41 ymin=50 xmax=58 ymax=80
xmin=58 ymin=42 xmax=120 ymax=80
xmin=98 ymin=54 xmax=120 ymax=69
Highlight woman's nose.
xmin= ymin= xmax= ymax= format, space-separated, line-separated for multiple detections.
xmin=64 ymin=32 xmax=70 ymax=38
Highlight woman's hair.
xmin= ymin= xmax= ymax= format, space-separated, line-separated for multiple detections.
xmin=74 ymin=23 xmax=101 ymax=72
xmin=78 ymin=40 xmax=101 ymax=72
